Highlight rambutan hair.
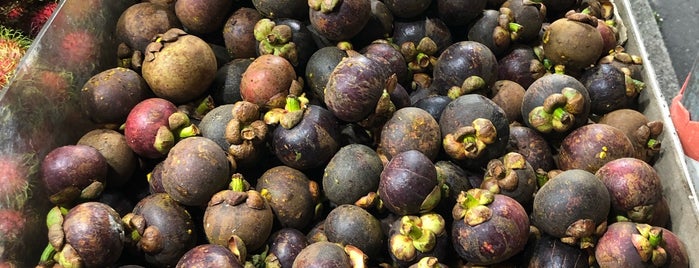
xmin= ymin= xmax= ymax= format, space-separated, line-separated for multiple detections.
xmin=0 ymin=25 xmax=32 ymax=88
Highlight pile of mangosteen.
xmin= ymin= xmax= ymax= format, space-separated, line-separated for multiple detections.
xmin=33 ymin=0 xmax=689 ymax=267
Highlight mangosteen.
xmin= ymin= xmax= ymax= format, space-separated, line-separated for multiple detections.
xmin=497 ymin=45 xmax=546 ymax=89
xmin=305 ymin=45 xmax=348 ymax=103
xmin=595 ymin=158 xmax=664 ymax=224
xmin=532 ymin=169 xmax=610 ymax=249
xmin=596 ymin=222 xmax=689 ymax=267
xmin=542 ymin=11 xmax=604 ymax=74
xmin=439 ymin=94 xmax=510 ymax=171
xmin=351 ymin=0 xmax=395 ymax=48
xmin=524 ymin=234 xmax=591 ymax=267
xmin=467 ymin=8 xmax=519 ymax=57
xmin=160 ymin=137 xmax=231 ymax=206
xmin=203 ymin=182 xmax=274 ymax=253
xmin=308 ymin=0 xmax=372 ymax=41
xmin=324 ymin=204 xmax=385 ymax=259
xmin=174 ymin=0 xmax=234 ymax=35
xmin=362 ymin=40 xmax=410 ymax=89
xmin=198 ymin=104 xmax=236 ymax=151
xmin=490 ymin=80 xmax=526 ymax=123
xmin=598 ymin=46 xmax=644 ymax=81
xmin=379 ymin=150 xmax=441 ymax=215
xmin=507 ymin=125 xmax=555 ymax=172
xmin=505 ymin=0 xmax=546 ymax=43
xmin=521 ymin=73 xmax=591 ymax=137
xmin=579 ymin=63 xmax=643 ymax=115
xmin=116 ymin=2 xmax=181 ymax=53
xmin=413 ymin=95 xmax=452 ymax=121
xmin=80 ymin=67 xmax=151 ymax=125
xmin=432 ymin=41 xmax=498 ymax=97
xmin=223 ymin=8 xmax=263 ymax=60
xmin=383 ymin=0 xmax=432 ymax=18
xmin=292 ymin=241 xmax=366 ymax=267
xmin=141 ymin=28 xmax=217 ymax=104
xmin=240 ymin=54 xmax=301 ymax=109
xmin=387 ymin=213 xmax=449 ymax=267
xmin=122 ymin=193 xmax=196 ymax=267
xmin=379 ymin=107 xmax=442 ymax=161
xmin=436 ymin=0 xmax=487 ymax=26
xmin=265 ymin=228 xmax=309 ymax=268
xmin=399 ymin=36 xmax=440 ymax=75
xmin=77 ymin=129 xmax=138 ymax=188
xmin=256 ymin=166 xmax=320 ymax=230
xmin=252 ymin=0 xmax=308 ymax=20
xmin=598 ymin=108 xmax=662 ymax=164
xmin=451 ymin=188 xmax=530 ymax=265
xmin=46 ymin=202 xmax=126 ymax=268
xmin=392 ymin=17 xmax=453 ymax=54
xmin=434 ymin=160 xmax=477 ymax=206
xmin=323 ymin=144 xmax=383 ymax=206
xmin=224 ymin=101 xmax=269 ymax=170
xmin=176 ymin=244 xmax=244 ymax=268
xmin=41 ymin=145 xmax=108 ymax=206
xmin=254 ymin=18 xmax=317 ymax=71
xmin=268 ymin=99 xmax=341 ymax=170
xmin=557 ymin=123 xmax=636 ymax=173
xmin=480 ymin=152 xmax=537 ymax=209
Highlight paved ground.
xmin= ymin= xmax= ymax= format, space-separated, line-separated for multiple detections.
xmin=649 ymin=0 xmax=699 ymax=83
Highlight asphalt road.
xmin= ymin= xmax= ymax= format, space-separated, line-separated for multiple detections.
xmin=649 ymin=0 xmax=699 ymax=83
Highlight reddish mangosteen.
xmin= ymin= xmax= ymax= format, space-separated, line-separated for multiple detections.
xmin=596 ymin=222 xmax=689 ymax=268
xmin=176 ymin=244 xmax=244 ymax=268
xmin=41 ymin=145 xmax=108 ymax=206
xmin=240 ymin=54 xmax=301 ymax=110
xmin=557 ymin=123 xmax=636 ymax=173
xmin=124 ymin=98 xmax=197 ymax=159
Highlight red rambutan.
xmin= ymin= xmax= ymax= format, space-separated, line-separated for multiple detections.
xmin=0 ymin=154 xmax=36 ymax=210
xmin=0 ymin=26 xmax=31 ymax=89
xmin=30 ymin=1 xmax=58 ymax=37
xmin=55 ymin=29 xmax=99 ymax=70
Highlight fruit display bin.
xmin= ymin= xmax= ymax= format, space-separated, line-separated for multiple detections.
xmin=0 ymin=0 xmax=697 ymax=266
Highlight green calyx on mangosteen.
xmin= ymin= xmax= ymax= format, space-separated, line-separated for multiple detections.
xmin=443 ymin=118 xmax=498 ymax=160
xmin=254 ymin=18 xmax=299 ymax=66
xmin=480 ymin=152 xmax=537 ymax=207
xmin=388 ymin=213 xmax=447 ymax=263
xmin=400 ymin=36 xmax=439 ymax=74
xmin=141 ymin=28 xmax=217 ymax=104
xmin=527 ymin=87 xmax=585 ymax=133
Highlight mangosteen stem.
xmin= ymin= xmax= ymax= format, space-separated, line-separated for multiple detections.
xmin=400 ymin=216 xmax=424 ymax=240
xmin=40 ymin=244 xmax=56 ymax=263
xmin=648 ymin=229 xmax=663 ymax=248
xmin=528 ymin=107 xmax=554 ymax=133
xmin=551 ymin=107 xmax=575 ymax=132
xmin=647 ymin=139 xmax=660 ymax=150
xmin=229 ymin=174 xmax=248 ymax=192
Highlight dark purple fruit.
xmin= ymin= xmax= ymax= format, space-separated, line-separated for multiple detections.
xmin=59 ymin=202 xmax=125 ymax=267
xmin=413 ymin=95 xmax=451 ymax=122
xmin=142 ymin=28 xmax=217 ymax=104
xmin=176 ymin=244 xmax=243 ymax=268
xmin=388 ymin=213 xmax=449 ymax=267
xmin=436 ymin=0 xmax=487 ymax=26
xmin=362 ymin=41 xmax=410 ymax=89
xmin=252 ymin=0 xmax=307 ymax=20
xmin=350 ymin=0 xmax=395 ymax=49
xmin=198 ymin=104 xmax=236 ymax=151
xmin=505 ymin=0 xmax=546 ymax=43
xmin=41 ymin=145 xmax=108 ymax=205
xmin=256 ymin=166 xmax=319 ymax=230
xmin=123 ymin=193 xmax=196 ymax=267
xmin=271 ymin=104 xmax=341 ymax=170
xmin=497 ymin=45 xmax=546 ymax=89
xmin=524 ymin=234 xmax=591 ymax=268
xmin=595 ymin=158 xmax=663 ymax=223
xmin=324 ymin=204 xmax=384 ymax=258
xmin=434 ymin=160 xmax=476 ymax=205
xmin=579 ymin=63 xmax=642 ymax=115
xmin=161 ymin=137 xmax=231 ymax=206
xmin=379 ymin=107 xmax=441 ymax=161
xmin=323 ymin=144 xmax=383 ymax=205
xmin=308 ymin=0 xmax=372 ymax=41
xmin=467 ymin=9 xmax=516 ymax=57
xmin=174 ymin=0 xmax=234 ymax=34
xmin=432 ymin=41 xmax=498 ymax=97
xmin=210 ymin=59 xmax=252 ymax=105
xmin=507 ymin=125 xmax=555 ymax=172
xmin=324 ymin=51 xmax=393 ymax=123
xmin=77 ymin=129 xmax=138 ymax=189
xmin=521 ymin=73 xmax=590 ymax=136
xmin=451 ymin=189 xmax=530 ymax=265
xmin=557 ymin=123 xmax=635 ymax=173
xmin=223 ymin=8 xmax=263 ymax=60
xmin=532 ymin=169 xmax=610 ymax=248
xmin=392 ymin=17 xmax=453 ymax=54
xmin=598 ymin=109 xmax=663 ymax=163
xmin=383 ymin=0 xmax=432 ymax=18
xmin=439 ymin=94 xmax=510 ymax=171
xmin=480 ymin=152 xmax=537 ymax=208
xmin=80 ymin=67 xmax=151 ymax=125
xmin=291 ymin=241 xmax=352 ymax=267
xmin=305 ymin=46 xmax=348 ymax=103
xmin=596 ymin=222 xmax=689 ymax=268
xmin=116 ymin=2 xmax=181 ymax=53
xmin=265 ymin=228 xmax=309 ymax=268
xmin=379 ymin=150 xmax=441 ymax=215
xmin=203 ymin=189 xmax=274 ymax=252
xmin=543 ymin=11 xmax=604 ymax=74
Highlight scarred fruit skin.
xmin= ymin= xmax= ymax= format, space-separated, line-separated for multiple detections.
xmin=116 ymin=2 xmax=181 ymax=53
xmin=142 ymin=28 xmax=217 ymax=104
xmin=595 ymin=158 xmax=663 ymax=223
xmin=240 ymin=54 xmax=297 ymax=109
xmin=41 ymin=145 xmax=108 ymax=205
xmin=309 ymin=0 xmax=372 ymax=41
xmin=595 ymin=222 xmax=689 ymax=268
xmin=176 ymin=244 xmax=244 ymax=268
xmin=63 ymin=202 xmax=125 ymax=267
xmin=80 ymin=67 xmax=151 ymax=125
xmin=557 ymin=123 xmax=635 ymax=173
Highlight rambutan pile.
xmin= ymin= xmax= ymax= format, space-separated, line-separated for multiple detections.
xmin=30 ymin=1 xmax=58 ymax=36
xmin=1 ymin=1 xmax=59 ymax=37
xmin=0 ymin=26 xmax=31 ymax=89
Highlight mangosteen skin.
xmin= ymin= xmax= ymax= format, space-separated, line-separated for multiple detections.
xmin=124 ymin=98 xmax=178 ymax=159
xmin=308 ymin=0 xmax=372 ymax=41
xmin=63 ymin=202 xmax=125 ymax=267
xmin=432 ymin=41 xmax=499 ymax=96
xmin=392 ymin=17 xmax=453 ymax=53
xmin=507 ymin=125 xmax=555 ymax=172
xmin=437 ymin=0 xmax=488 ymax=27
xmin=324 ymin=204 xmax=385 ymax=259
xmin=77 ymin=129 xmax=138 ymax=189
xmin=222 ymin=8 xmax=262 ymax=60
xmin=256 ymin=166 xmax=318 ymax=230
xmin=557 ymin=123 xmax=636 ymax=173
xmin=176 ymin=244 xmax=243 ymax=268
xmin=253 ymin=0 xmax=308 ymax=20
xmin=305 ymin=46 xmax=348 ymax=103
xmin=497 ymin=45 xmax=546 ymax=89
xmin=174 ymin=0 xmax=234 ymax=35
xmin=521 ymin=73 xmax=591 ymax=137
xmin=292 ymin=241 xmax=351 ymax=268
xmin=267 ymin=228 xmax=310 ymax=268
xmin=323 ymin=144 xmax=383 ymax=205
xmin=595 ymin=222 xmax=690 ymax=268
xmin=579 ymin=64 xmax=636 ymax=115
xmin=379 ymin=150 xmax=439 ymax=216
xmin=198 ymin=104 xmax=236 ymax=151
xmin=130 ymin=193 xmax=197 ymax=267
xmin=379 ymin=107 xmax=442 ymax=161
xmin=116 ymin=2 xmax=181 ymax=53
xmin=210 ymin=59 xmax=252 ymax=106
xmin=160 ymin=137 xmax=231 ymax=206
xmin=532 ymin=169 xmax=610 ymax=239
xmin=413 ymin=95 xmax=452 ymax=122
xmin=524 ymin=234 xmax=591 ymax=267
xmin=595 ymin=158 xmax=663 ymax=223
xmin=80 ymin=67 xmax=151 ymax=125
xmin=41 ymin=145 xmax=109 ymax=205
xmin=272 ymin=105 xmax=341 ymax=170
